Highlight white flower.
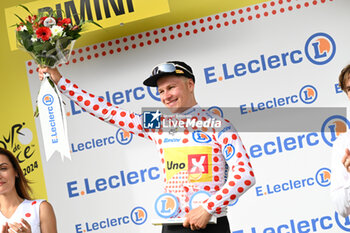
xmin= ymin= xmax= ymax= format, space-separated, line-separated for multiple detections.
xmin=50 ymin=25 xmax=64 ymax=37
xmin=20 ymin=25 xmax=27 ymax=31
xmin=43 ymin=17 xmax=56 ymax=27
xmin=31 ymin=37 xmax=37 ymax=42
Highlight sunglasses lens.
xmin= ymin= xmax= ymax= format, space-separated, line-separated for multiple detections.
xmin=152 ymin=63 xmax=176 ymax=75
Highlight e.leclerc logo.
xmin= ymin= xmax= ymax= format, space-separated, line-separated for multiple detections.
xmin=204 ymin=32 xmax=336 ymax=84
xmin=75 ymin=206 xmax=147 ymax=232
xmin=42 ymin=94 xmax=58 ymax=143
xmin=70 ymin=128 xmax=133 ymax=153
xmin=321 ymin=115 xmax=350 ymax=147
xmin=154 ymin=193 xmax=180 ymax=218
xmin=248 ymin=115 xmax=350 ymax=159
xmin=240 ymin=85 xmax=318 ymax=114
xmin=234 ymin=212 xmax=350 ymax=233
xmin=255 ymin=168 xmax=331 ymax=197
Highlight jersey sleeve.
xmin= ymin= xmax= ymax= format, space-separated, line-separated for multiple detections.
xmin=57 ymin=77 xmax=154 ymax=141
xmin=330 ymin=134 xmax=350 ymax=217
xmin=203 ymin=121 xmax=256 ymax=215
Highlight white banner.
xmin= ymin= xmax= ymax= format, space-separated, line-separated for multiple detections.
xmin=37 ymin=76 xmax=71 ymax=161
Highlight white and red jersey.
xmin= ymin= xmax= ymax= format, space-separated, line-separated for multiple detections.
xmin=0 ymin=199 xmax=44 ymax=233
xmin=58 ymin=78 xmax=255 ymax=218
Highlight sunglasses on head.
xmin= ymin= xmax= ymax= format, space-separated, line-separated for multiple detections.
xmin=151 ymin=63 xmax=193 ymax=76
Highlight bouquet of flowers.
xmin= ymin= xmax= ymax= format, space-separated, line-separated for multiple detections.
xmin=14 ymin=5 xmax=100 ymax=161
xmin=15 ymin=6 xmax=83 ymax=68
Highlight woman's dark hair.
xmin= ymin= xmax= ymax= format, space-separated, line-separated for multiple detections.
xmin=0 ymin=147 xmax=32 ymax=199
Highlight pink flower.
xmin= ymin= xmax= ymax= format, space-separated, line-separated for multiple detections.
xmin=36 ymin=27 xmax=52 ymax=41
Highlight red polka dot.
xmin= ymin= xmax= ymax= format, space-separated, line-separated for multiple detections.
xmin=29 ymin=69 xmax=33 ymax=74
xmin=204 ymin=186 xmax=210 ymax=191
xmin=223 ymin=138 xmax=228 ymax=144
xmin=216 ymin=195 xmax=222 ymax=201
xmin=255 ymin=5 xmax=259 ymax=10
xmin=238 ymin=187 xmax=244 ymax=193
xmin=61 ymin=85 xmax=66 ymax=90
xmin=119 ymin=121 xmax=125 ymax=127
xmin=223 ymin=200 xmax=229 ymax=205
xmin=201 ymin=27 xmax=206 ymax=32
xmin=232 ymin=19 xmax=237 ymax=24
xmin=84 ymin=100 xmax=90 ymax=106
xmin=100 ymin=43 xmax=105 ymax=48
xmin=87 ymin=55 xmax=92 ymax=60
xmin=25 ymin=213 xmax=31 ymax=217
xmin=102 ymin=51 xmax=106 ymax=56
xmin=250 ymin=171 xmax=255 ymax=177
xmin=93 ymin=45 xmax=98 ymax=50
xmin=280 ymin=8 xmax=285 ymax=13
xmin=214 ymin=176 xmax=219 ymax=182
xmin=86 ymin=47 xmax=90 ymax=52
xmin=129 ymin=123 xmax=134 ymax=128
xmin=288 ymin=6 xmax=293 ymax=11
xmin=31 ymin=201 xmax=37 ymax=205
xmin=208 ymin=202 xmax=214 ymax=207
xmin=216 ymin=207 xmax=221 ymax=212
xmin=313 ymin=0 xmax=317 ymax=5
xmin=213 ymin=166 xmax=219 ymax=172
xmin=234 ymin=175 xmax=241 ymax=179
xmin=120 ymin=112 xmax=126 ymax=117
xmin=229 ymin=181 xmax=235 ymax=186
xmin=237 ymin=152 xmax=242 ymax=158
xmin=209 ymin=25 xmax=213 ymax=30
xmin=77 ymin=96 xmax=83 ymax=102
xmin=223 ymin=188 xmax=229 ymax=194
xmin=28 ymin=61 xmax=32 ymax=66
xmin=262 ymin=3 xmax=267 ymax=8
xmin=230 ymin=194 xmax=236 ymax=200
xmin=264 ymin=12 xmax=268 ymax=17
xmin=158 ymin=139 xmax=162 ymax=145
xmin=213 ymin=157 xmax=219 ymax=163
xmin=94 ymin=53 xmax=99 ymax=58
xmin=109 ymin=119 xmax=115 ymax=124
xmin=256 ymin=14 xmax=261 ymax=18
xmin=239 ymin=168 xmax=245 ymax=172
xmin=215 ymin=185 xmax=220 ymax=191
xmin=214 ymin=148 xmax=219 ymax=154
xmin=102 ymin=109 xmax=108 ymax=115
xmin=245 ymin=180 xmax=252 ymax=186
xmin=183 ymin=138 xmax=188 ymax=143
xmin=93 ymin=105 xmax=99 ymax=111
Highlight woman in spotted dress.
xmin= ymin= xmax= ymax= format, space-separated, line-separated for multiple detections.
xmin=0 ymin=148 xmax=57 ymax=233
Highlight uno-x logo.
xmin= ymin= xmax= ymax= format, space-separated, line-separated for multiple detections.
xmin=143 ymin=110 xmax=161 ymax=129
xmin=204 ymin=32 xmax=336 ymax=84
xmin=208 ymin=106 xmax=223 ymax=117
xmin=192 ymin=131 xmax=212 ymax=143
xmin=305 ymin=32 xmax=336 ymax=65
xmin=188 ymin=154 xmax=208 ymax=174
xmin=299 ymin=85 xmax=317 ymax=104
xmin=42 ymin=94 xmax=54 ymax=106
xmin=130 ymin=207 xmax=147 ymax=225
xmin=223 ymin=144 xmax=235 ymax=160
xmin=154 ymin=193 xmax=179 ymax=218
xmin=116 ymin=128 xmax=133 ymax=145
xmin=321 ymin=115 xmax=350 ymax=147
xmin=315 ymin=168 xmax=331 ymax=187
